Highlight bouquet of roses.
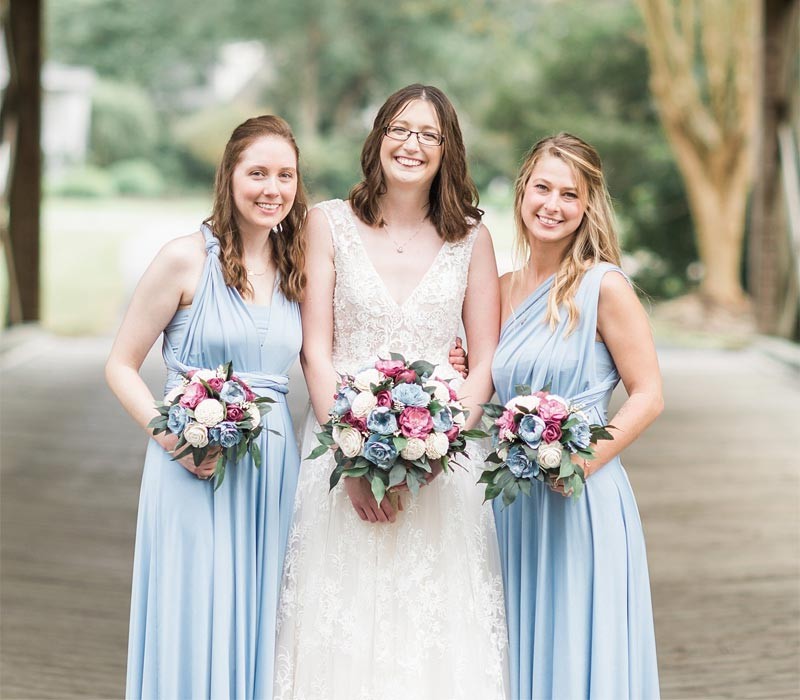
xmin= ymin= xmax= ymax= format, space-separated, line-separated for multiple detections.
xmin=478 ymin=384 xmax=614 ymax=505
xmin=307 ymin=353 xmax=485 ymax=506
xmin=148 ymin=362 xmax=275 ymax=489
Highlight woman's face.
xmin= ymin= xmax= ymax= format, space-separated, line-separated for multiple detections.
xmin=520 ymin=155 xmax=586 ymax=247
xmin=231 ymin=135 xmax=298 ymax=237
xmin=379 ymin=99 xmax=443 ymax=192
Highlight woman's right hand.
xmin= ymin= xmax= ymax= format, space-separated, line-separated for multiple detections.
xmin=156 ymin=432 xmax=219 ymax=480
xmin=344 ymin=476 xmax=397 ymax=523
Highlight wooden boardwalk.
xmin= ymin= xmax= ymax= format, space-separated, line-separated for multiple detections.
xmin=1 ymin=332 xmax=798 ymax=699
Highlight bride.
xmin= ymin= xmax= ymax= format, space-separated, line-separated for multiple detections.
xmin=274 ymin=84 xmax=508 ymax=700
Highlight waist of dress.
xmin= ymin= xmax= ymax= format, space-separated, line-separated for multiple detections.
xmin=333 ymin=354 xmax=456 ymax=380
xmin=164 ymin=369 xmax=289 ymax=397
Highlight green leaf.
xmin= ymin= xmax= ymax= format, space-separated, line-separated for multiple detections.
xmin=306 ymin=444 xmax=330 ymax=460
xmin=222 ymin=361 xmax=233 ymax=380
xmin=389 ymin=352 xmax=405 ymax=362
xmin=514 ymin=384 xmax=532 ymax=396
xmin=329 ymin=462 xmax=346 ymax=491
xmin=479 ymin=402 xmax=505 ymax=418
xmin=410 ymin=360 xmax=435 ymax=378
xmin=461 ymin=429 xmax=489 ymax=439
xmin=370 ymin=475 xmax=386 ymax=505
xmin=483 ymin=481 xmax=503 ymax=502
xmin=392 ymin=436 xmax=408 ymax=451
xmin=406 ymin=472 xmax=420 ymax=496
xmin=344 ymin=466 xmax=369 ymax=478
xmin=502 ymin=480 xmax=520 ymax=506
xmin=477 ymin=468 xmax=500 ymax=484
xmin=519 ymin=479 xmax=532 ymax=497
xmin=250 ymin=440 xmax=261 ymax=468
xmin=559 ymin=457 xmax=575 ymax=479
xmin=388 ymin=463 xmax=406 ymax=487
xmin=212 ymin=453 xmax=227 ymax=491
xmin=317 ymin=432 xmax=336 ymax=446
xmin=237 ymin=439 xmax=248 ymax=462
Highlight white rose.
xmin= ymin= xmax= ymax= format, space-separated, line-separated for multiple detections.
xmin=547 ymin=394 xmax=569 ymax=410
xmin=537 ymin=441 xmax=563 ymax=469
xmin=350 ymin=391 xmax=378 ymax=418
xmin=505 ymin=395 xmax=541 ymax=413
xmin=334 ymin=426 xmax=364 ymax=458
xmin=183 ymin=422 xmax=209 ymax=448
xmin=400 ymin=437 xmax=426 ymax=461
xmin=246 ymin=404 xmax=262 ymax=429
xmin=194 ymin=398 xmax=226 ymax=427
xmin=354 ymin=368 xmax=385 ymax=391
xmin=425 ymin=432 xmax=450 ymax=460
xmin=191 ymin=369 xmax=217 ymax=383
xmin=425 ymin=380 xmax=451 ymax=403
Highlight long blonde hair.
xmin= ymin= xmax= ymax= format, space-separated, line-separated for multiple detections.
xmin=204 ymin=115 xmax=308 ymax=302
xmin=512 ymin=133 xmax=621 ymax=333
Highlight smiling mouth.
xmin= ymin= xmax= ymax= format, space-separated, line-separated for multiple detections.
xmin=256 ymin=202 xmax=281 ymax=212
xmin=395 ymin=156 xmax=424 ymax=167
xmin=537 ymin=214 xmax=562 ymax=226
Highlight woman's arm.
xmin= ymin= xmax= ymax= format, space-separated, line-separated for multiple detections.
xmin=583 ymin=270 xmax=664 ymax=476
xmin=455 ymin=225 xmax=501 ymax=429
xmin=105 ymin=233 xmax=217 ymax=477
xmin=299 ymin=207 xmax=397 ymax=522
xmin=298 ymin=208 xmax=339 ymax=426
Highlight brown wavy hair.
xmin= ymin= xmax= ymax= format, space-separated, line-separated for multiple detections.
xmin=349 ymin=84 xmax=482 ymax=242
xmin=512 ymin=133 xmax=622 ymax=333
xmin=203 ymin=115 xmax=307 ymax=302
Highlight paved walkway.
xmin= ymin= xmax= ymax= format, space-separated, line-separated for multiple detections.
xmin=1 ymin=333 xmax=798 ymax=699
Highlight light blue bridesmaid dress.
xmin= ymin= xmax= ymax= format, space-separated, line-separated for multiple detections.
xmin=491 ymin=263 xmax=659 ymax=700
xmin=125 ymin=225 xmax=301 ymax=700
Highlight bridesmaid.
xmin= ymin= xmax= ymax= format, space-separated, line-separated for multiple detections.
xmin=492 ymin=133 xmax=662 ymax=699
xmin=105 ymin=115 xmax=306 ymax=699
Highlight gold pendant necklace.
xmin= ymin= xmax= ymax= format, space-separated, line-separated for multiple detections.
xmin=382 ymin=217 xmax=427 ymax=254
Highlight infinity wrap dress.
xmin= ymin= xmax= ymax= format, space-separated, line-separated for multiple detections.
xmin=491 ymin=263 xmax=659 ymax=700
xmin=125 ymin=224 xmax=301 ymax=699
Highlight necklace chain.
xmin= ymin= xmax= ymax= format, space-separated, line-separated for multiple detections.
xmin=381 ymin=217 xmax=427 ymax=254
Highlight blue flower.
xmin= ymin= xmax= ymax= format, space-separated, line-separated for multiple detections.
xmin=220 ymin=381 xmax=246 ymax=404
xmin=167 ymin=404 xmax=189 ymax=434
xmin=331 ymin=387 xmax=357 ymax=417
xmin=210 ymin=421 xmax=242 ymax=449
xmin=363 ymin=434 xmax=399 ymax=471
xmin=391 ymin=383 xmax=430 ymax=407
xmin=566 ymin=419 xmax=592 ymax=452
xmin=518 ymin=414 xmax=545 ymax=448
xmin=432 ymin=408 xmax=453 ymax=432
xmin=366 ymin=407 xmax=398 ymax=435
xmin=506 ymin=445 xmax=539 ymax=480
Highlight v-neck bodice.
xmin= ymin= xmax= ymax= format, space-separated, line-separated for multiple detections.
xmin=316 ymin=198 xmax=479 ymax=376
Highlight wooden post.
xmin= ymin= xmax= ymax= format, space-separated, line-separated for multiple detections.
xmin=3 ymin=0 xmax=41 ymax=323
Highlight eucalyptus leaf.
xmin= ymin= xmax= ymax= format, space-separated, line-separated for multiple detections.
xmin=307 ymin=444 xmax=330 ymax=460
xmin=250 ymin=441 xmax=261 ymax=468
xmin=514 ymin=384 xmax=532 ymax=395
xmin=329 ymin=463 xmax=346 ymax=491
xmin=371 ymin=475 xmax=386 ymax=505
xmin=389 ymin=463 xmax=406 ymax=487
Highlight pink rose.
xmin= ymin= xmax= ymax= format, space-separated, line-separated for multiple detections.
xmin=226 ymin=404 xmax=245 ymax=422
xmin=399 ymin=406 xmax=434 ymax=439
xmin=375 ymin=359 xmax=406 ymax=378
xmin=542 ymin=421 xmax=562 ymax=443
xmin=179 ymin=382 xmax=207 ymax=409
xmin=495 ymin=409 xmax=516 ymax=432
xmin=538 ymin=398 xmax=568 ymax=422
xmin=342 ymin=411 xmax=367 ymax=433
xmin=396 ymin=368 xmax=418 ymax=384
xmin=207 ymin=377 xmax=224 ymax=392
xmin=375 ymin=390 xmax=393 ymax=408
xmin=445 ymin=426 xmax=460 ymax=442
xmin=244 ymin=388 xmax=256 ymax=402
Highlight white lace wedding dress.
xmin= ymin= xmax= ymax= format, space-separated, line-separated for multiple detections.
xmin=274 ymin=199 xmax=508 ymax=700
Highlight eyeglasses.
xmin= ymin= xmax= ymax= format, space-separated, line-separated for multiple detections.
xmin=383 ymin=125 xmax=444 ymax=147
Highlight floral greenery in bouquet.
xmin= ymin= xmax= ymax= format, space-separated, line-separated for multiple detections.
xmin=307 ymin=353 xmax=485 ymax=506
xmin=478 ymin=384 xmax=614 ymax=505
xmin=148 ymin=362 xmax=275 ymax=489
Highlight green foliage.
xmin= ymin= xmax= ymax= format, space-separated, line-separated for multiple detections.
xmin=89 ymin=81 xmax=160 ymax=166
xmin=49 ymin=165 xmax=117 ymax=198
xmin=109 ymin=159 xmax=166 ymax=196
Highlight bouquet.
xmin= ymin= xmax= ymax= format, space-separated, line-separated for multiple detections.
xmin=478 ymin=384 xmax=614 ymax=505
xmin=307 ymin=353 xmax=485 ymax=506
xmin=148 ymin=362 xmax=275 ymax=489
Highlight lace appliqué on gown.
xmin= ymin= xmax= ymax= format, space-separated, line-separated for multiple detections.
xmin=274 ymin=199 xmax=508 ymax=700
